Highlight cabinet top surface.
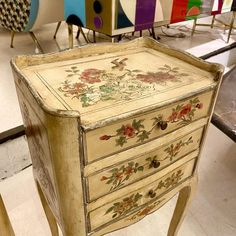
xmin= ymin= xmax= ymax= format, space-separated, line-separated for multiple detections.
xmin=13 ymin=38 xmax=220 ymax=128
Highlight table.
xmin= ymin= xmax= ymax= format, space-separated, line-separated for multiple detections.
xmin=11 ymin=37 xmax=223 ymax=236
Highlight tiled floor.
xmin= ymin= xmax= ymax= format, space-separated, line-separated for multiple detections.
xmin=0 ymin=16 xmax=236 ymax=236
xmin=0 ymin=124 xmax=235 ymax=235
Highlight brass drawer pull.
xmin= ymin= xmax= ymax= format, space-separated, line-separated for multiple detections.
xmin=157 ymin=121 xmax=168 ymax=130
xmin=148 ymin=190 xmax=156 ymax=199
xmin=151 ymin=160 xmax=160 ymax=169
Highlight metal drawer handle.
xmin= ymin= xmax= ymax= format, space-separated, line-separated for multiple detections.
xmin=151 ymin=160 xmax=160 ymax=169
xmin=148 ymin=190 xmax=156 ymax=199
xmin=157 ymin=121 xmax=168 ymax=130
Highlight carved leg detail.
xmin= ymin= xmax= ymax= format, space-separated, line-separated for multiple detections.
xmin=0 ymin=195 xmax=15 ymax=236
xmin=35 ymin=181 xmax=59 ymax=236
xmin=167 ymin=177 xmax=198 ymax=236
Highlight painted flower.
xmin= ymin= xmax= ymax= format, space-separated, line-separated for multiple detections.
xmin=80 ymin=69 xmax=103 ymax=84
xmin=124 ymin=166 xmax=134 ymax=176
xmin=99 ymin=135 xmax=112 ymax=140
xmin=196 ymin=103 xmax=203 ymax=109
xmin=101 ymin=176 xmax=108 ymax=181
xmin=178 ymin=104 xmax=192 ymax=118
xmin=68 ymin=82 xmax=86 ymax=95
xmin=167 ymin=111 xmax=178 ymax=122
xmin=123 ymin=124 xmax=136 ymax=138
xmin=136 ymin=72 xmax=176 ymax=84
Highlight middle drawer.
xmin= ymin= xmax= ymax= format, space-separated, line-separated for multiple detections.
xmin=85 ymin=126 xmax=203 ymax=202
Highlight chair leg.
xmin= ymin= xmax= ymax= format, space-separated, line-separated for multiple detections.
xmin=29 ymin=32 xmax=44 ymax=53
xmin=10 ymin=31 xmax=15 ymax=48
xmin=227 ymin=11 xmax=236 ymax=43
xmin=68 ymin=24 xmax=73 ymax=49
xmin=211 ymin=15 xmax=216 ymax=28
xmin=191 ymin=19 xmax=197 ymax=36
xmin=53 ymin=21 xmax=62 ymax=39
xmin=35 ymin=181 xmax=59 ymax=236
xmin=0 ymin=195 xmax=15 ymax=236
xmin=93 ymin=30 xmax=96 ymax=43
xmin=80 ymin=27 xmax=89 ymax=43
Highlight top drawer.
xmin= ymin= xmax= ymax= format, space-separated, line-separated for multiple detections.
xmin=83 ymin=90 xmax=213 ymax=163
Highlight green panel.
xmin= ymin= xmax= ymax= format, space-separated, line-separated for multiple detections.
xmin=186 ymin=0 xmax=203 ymax=20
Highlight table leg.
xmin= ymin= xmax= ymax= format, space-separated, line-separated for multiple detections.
xmin=167 ymin=176 xmax=197 ymax=236
xmin=36 ymin=181 xmax=59 ymax=236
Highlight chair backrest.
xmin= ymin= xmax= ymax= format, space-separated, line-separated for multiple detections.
xmin=0 ymin=0 xmax=39 ymax=32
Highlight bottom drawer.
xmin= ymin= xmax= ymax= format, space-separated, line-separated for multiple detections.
xmin=88 ymin=154 xmax=196 ymax=231
xmin=89 ymin=177 xmax=195 ymax=236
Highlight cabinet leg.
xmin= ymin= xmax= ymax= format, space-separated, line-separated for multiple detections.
xmin=35 ymin=181 xmax=59 ymax=236
xmin=0 ymin=195 xmax=15 ymax=236
xmin=167 ymin=177 xmax=197 ymax=236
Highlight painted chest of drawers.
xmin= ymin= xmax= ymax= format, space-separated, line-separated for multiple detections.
xmin=11 ymin=38 xmax=224 ymax=236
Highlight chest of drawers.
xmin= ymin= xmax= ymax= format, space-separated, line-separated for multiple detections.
xmin=11 ymin=38 xmax=223 ymax=236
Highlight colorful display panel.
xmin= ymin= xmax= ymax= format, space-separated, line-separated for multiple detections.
xmin=64 ymin=0 xmax=235 ymax=36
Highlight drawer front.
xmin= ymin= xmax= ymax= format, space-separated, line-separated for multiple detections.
xmin=86 ymin=128 xmax=203 ymax=202
xmin=84 ymin=90 xmax=213 ymax=163
xmin=88 ymin=157 xmax=195 ymax=231
xmin=90 ymin=178 xmax=193 ymax=236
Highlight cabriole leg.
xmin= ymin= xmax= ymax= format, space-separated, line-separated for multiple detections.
xmin=167 ymin=177 xmax=197 ymax=236
xmin=0 ymin=195 xmax=15 ymax=236
xmin=35 ymin=181 xmax=59 ymax=236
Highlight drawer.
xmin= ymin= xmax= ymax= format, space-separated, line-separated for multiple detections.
xmin=88 ymin=156 xmax=196 ymax=231
xmin=84 ymin=90 xmax=213 ymax=163
xmin=86 ymin=128 xmax=203 ymax=202
xmin=89 ymin=177 xmax=193 ymax=236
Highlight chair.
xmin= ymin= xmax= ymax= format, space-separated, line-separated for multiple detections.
xmin=0 ymin=0 xmax=64 ymax=53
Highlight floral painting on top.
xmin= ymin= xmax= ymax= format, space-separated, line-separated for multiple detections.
xmin=58 ymin=56 xmax=189 ymax=108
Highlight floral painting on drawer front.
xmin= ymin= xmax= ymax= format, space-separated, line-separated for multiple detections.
xmin=99 ymin=98 xmax=203 ymax=147
xmin=100 ymin=136 xmax=192 ymax=192
xmin=58 ymin=58 xmax=189 ymax=107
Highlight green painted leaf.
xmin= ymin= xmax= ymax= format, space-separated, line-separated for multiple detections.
xmin=116 ymin=136 xmax=127 ymax=147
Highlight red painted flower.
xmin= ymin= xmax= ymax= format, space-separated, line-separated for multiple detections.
xmin=125 ymin=166 xmax=134 ymax=176
xmin=178 ymin=104 xmax=192 ymax=118
xmin=101 ymin=176 xmax=108 ymax=181
xmin=167 ymin=111 xmax=178 ymax=122
xmin=123 ymin=124 xmax=136 ymax=138
xmin=115 ymin=173 xmax=123 ymax=180
xmin=63 ymin=82 xmax=85 ymax=95
xmin=196 ymin=103 xmax=203 ymax=109
xmin=136 ymin=72 xmax=176 ymax=84
xmin=99 ymin=135 xmax=112 ymax=140
xmin=80 ymin=69 xmax=103 ymax=84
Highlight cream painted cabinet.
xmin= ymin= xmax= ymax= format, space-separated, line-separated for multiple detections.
xmin=11 ymin=38 xmax=224 ymax=236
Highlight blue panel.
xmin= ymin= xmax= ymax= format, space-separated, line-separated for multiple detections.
xmin=24 ymin=0 xmax=39 ymax=32
xmin=64 ymin=0 xmax=86 ymax=26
